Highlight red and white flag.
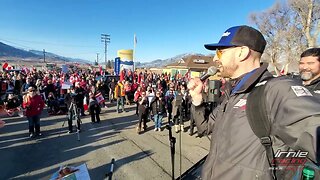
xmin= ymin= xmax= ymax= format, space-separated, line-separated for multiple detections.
xmin=83 ymin=96 xmax=88 ymax=111
xmin=2 ymin=63 xmax=12 ymax=70
xmin=69 ymin=75 xmax=79 ymax=84
xmin=99 ymin=65 xmax=104 ymax=76
xmin=95 ymin=92 xmax=105 ymax=104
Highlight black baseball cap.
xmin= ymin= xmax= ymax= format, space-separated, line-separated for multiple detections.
xmin=204 ymin=25 xmax=266 ymax=53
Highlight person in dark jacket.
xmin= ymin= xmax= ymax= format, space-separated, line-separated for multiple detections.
xmin=165 ymin=86 xmax=176 ymax=125
xmin=45 ymin=79 xmax=56 ymax=98
xmin=172 ymin=84 xmax=190 ymax=133
xmin=4 ymin=94 xmax=20 ymax=110
xmin=89 ymin=93 xmax=101 ymax=123
xmin=188 ymin=25 xmax=320 ymax=180
xmin=67 ymin=88 xmax=81 ymax=133
xmin=150 ymin=91 xmax=166 ymax=131
xmin=299 ymin=47 xmax=320 ymax=97
xmin=108 ymin=78 xmax=116 ymax=102
xmin=21 ymin=77 xmax=33 ymax=94
xmin=74 ymin=82 xmax=86 ymax=116
xmin=136 ymin=91 xmax=149 ymax=134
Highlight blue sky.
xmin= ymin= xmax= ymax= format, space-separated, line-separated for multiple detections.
xmin=0 ymin=0 xmax=276 ymax=63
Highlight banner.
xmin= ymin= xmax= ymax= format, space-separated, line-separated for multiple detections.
xmin=62 ymin=64 xmax=68 ymax=74
xmin=117 ymin=49 xmax=134 ymax=72
xmin=61 ymin=82 xmax=72 ymax=90
xmin=115 ymin=57 xmax=120 ymax=75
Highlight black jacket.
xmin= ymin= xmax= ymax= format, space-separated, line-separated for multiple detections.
xmin=192 ymin=63 xmax=320 ymax=180
xmin=305 ymin=76 xmax=320 ymax=97
xmin=75 ymin=87 xmax=85 ymax=104
xmin=150 ymin=96 xmax=166 ymax=115
xmin=138 ymin=96 xmax=149 ymax=115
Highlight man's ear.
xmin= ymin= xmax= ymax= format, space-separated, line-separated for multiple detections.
xmin=238 ymin=46 xmax=250 ymax=62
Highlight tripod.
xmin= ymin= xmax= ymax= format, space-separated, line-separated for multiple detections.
xmin=166 ymin=125 xmax=176 ymax=180
xmin=62 ymin=102 xmax=82 ymax=141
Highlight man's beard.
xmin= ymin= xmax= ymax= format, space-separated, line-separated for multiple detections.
xmin=300 ymin=71 xmax=314 ymax=81
xmin=220 ymin=61 xmax=238 ymax=78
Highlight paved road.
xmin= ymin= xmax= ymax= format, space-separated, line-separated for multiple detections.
xmin=0 ymin=103 xmax=210 ymax=180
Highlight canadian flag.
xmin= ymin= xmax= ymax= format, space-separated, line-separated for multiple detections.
xmin=69 ymin=75 xmax=79 ymax=84
xmin=2 ymin=63 xmax=12 ymax=70
xmin=95 ymin=92 xmax=105 ymax=104
xmin=69 ymin=76 xmax=75 ymax=83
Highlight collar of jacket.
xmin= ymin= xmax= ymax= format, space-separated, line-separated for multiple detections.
xmin=308 ymin=76 xmax=320 ymax=87
xmin=230 ymin=63 xmax=272 ymax=95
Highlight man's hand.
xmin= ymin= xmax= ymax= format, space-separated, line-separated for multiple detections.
xmin=187 ymin=78 xmax=203 ymax=106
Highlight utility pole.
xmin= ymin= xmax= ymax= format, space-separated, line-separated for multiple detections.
xmin=43 ymin=49 xmax=46 ymax=63
xmin=96 ymin=53 xmax=99 ymax=65
xmin=101 ymin=34 xmax=110 ymax=67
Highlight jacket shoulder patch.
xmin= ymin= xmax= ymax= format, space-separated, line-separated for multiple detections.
xmin=291 ymin=86 xmax=313 ymax=97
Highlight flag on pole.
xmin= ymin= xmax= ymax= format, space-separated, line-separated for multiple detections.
xmin=133 ymin=33 xmax=137 ymax=70
xmin=134 ymin=34 xmax=137 ymax=45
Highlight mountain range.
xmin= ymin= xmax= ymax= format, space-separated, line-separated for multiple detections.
xmin=0 ymin=42 xmax=91 ymax=64
xmin=0 ymin=41 xmax=205 ymax=67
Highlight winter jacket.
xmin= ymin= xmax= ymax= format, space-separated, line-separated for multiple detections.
xmin=114 ymin=82 xmax=125 ymax=97
xmin=75 ymin=87 xmax=85 ymax=106
xmin=192 ymin=63 xmax=320 ymax=180
xmin=150 ymin=97 xmax=166 ymax=115
xmin=305 ymin=76 xmax=320 ymax=97
xmin=138 ymin=96 xmax=149 ymax=115
xmin=108 ymin=81 xmax=116 ymax=91
xmin=89 ymin=98 xmax=100 ymax=112
xmin=134 ymin=90 xmax=142 ymax=102
xmin=23 ymin=94 xmax=45 ymax=117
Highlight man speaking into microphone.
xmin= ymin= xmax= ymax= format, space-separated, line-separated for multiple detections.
xmin=188 ymin=25 xmax=320 ymax=180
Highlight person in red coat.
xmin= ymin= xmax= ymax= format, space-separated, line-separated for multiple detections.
xmin=23 ymin=87 xmax=45 ymax=138
xmin=119 ymin=68 xmax=126 ymax=82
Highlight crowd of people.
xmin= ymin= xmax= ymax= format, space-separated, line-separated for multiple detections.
xmin=0 ymin=66 xmax=198 ymax=137
xmin=98 ymin=68 xmax=195 ymax=134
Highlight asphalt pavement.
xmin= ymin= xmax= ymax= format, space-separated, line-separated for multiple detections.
xmin=0 ymin=102 xmax=210 ymax=180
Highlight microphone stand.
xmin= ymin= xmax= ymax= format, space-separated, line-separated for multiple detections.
xmin=166 ymin=125 xmax=176 ymax=180
xmin=105 ymin=158 xmax=115 ymax=180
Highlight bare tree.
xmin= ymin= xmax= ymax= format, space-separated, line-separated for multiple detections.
xmin=289 ymin=0 xmax=320 ymax=48
xmin=249 ymin=0 xmax=319 ymax=75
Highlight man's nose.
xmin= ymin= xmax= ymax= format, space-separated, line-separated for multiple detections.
xmin=301 ymin=64 xmax=310 ymax=70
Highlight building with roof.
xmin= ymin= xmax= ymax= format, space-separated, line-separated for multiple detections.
xmin=163 ymin=55 xmax=220 ymax=79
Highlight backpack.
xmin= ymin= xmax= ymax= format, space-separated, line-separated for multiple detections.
xmin=246 ymin=78 xmax=319 ymax=180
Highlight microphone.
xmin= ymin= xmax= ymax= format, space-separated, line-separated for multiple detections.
xmin=200 ymin=66 xmax=218 ymax=81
